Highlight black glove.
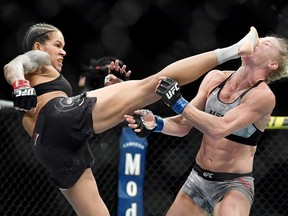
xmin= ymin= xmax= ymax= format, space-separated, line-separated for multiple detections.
xmin=109 ymin=68 xmax=130 ymax=81
xmin=131 ymin=109 xmax=164 ymax=138
xmin=156 ymin=77 xmax=188 ymax=114
xmin=12 ymin=80 xmax=37 ymax=110
xmin=156 ymin=77 xmax=182 ymax=107
xmin=133 ymin=110 xmax=156 ymax=138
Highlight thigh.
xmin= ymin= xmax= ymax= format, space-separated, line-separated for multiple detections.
xmin=87 ymin=79 xmax=159 ymax=133
xmin=61 ymin=168 xmax=110 ymax=216
xmin=166 ymin=190 xmax=209 ymax=216
xmin=214 ymin=190 xmax=251 ymax=216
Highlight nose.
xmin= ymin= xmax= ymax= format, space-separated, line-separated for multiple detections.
xmin=60 ymin=49 xmax=66 ymax=56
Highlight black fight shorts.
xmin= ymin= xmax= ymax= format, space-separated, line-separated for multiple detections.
xmin=32 ymin=93 xmax=97 ymax=189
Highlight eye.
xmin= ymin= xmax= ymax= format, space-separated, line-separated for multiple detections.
xmin=54 ymin=42 xmax=62 ymax=48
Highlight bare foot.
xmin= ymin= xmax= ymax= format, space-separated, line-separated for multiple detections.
xmin=238 ymin=26 xmax=259 ymax=56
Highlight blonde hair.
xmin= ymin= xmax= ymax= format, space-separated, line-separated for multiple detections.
xmin=266 ymin=36 xmax=288 ymax=84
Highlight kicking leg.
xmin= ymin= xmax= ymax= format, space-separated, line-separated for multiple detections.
xmin=215 ymin=26 xmax=259 ymax=64
xmin=88 ymin=27 xmax=259 ymax=133
xmin=155 ymin=26 xmax=259 ymax=86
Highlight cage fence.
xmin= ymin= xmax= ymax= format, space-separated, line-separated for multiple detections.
xmin=0 ymin=107 xmax=288 ymax=216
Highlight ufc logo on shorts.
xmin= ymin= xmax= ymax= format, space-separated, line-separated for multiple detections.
xmin=165 ymin=84 xmax=179 ymax=99
xmin=15 ymin=89 xmax=35 ymax=97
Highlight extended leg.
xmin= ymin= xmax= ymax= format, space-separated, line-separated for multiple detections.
xmin=155 ymin=26 xmax=259 ymax=86
xmin=88 ymin=27 xmax=259 ymax=133
xmin=215 ymin=26 xmax=259 ymax=64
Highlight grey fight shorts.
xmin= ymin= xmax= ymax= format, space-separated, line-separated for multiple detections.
xmin=32 ymin=93 xmax=97 ymax=189
xmin=182 ymin=163 xmax=254 ymax=215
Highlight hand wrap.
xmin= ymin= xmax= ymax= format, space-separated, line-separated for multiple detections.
xmin=132 ymin=109 xmax=164 ymax=138
xmin=156 ymin=77 xmax=188 ymax=114
xmin=12 ymin=79 xmax=37 ymax=110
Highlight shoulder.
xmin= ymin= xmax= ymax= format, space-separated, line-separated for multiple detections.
xmin=205 ymin=69 xmax=233 ymax=80
xmin=25 ymin=50 xmax=51 ymax=63
xmin=196 ymin=70 xmax=232 ymax=99
xmin=15 ymin=50 xmax=52 ymax=76
xmin=12 ymin=50 xmax=51 ymax=67
xmin=202 ymin=69 xmax=233 ymax=87
xmin=258 ymin=82 xmax=275 ymax=102
xmin=244 ymin=82 xmax=276 ymax=113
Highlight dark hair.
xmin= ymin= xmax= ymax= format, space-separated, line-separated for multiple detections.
xmin=22 ymin=23 xmax=60 ymax=53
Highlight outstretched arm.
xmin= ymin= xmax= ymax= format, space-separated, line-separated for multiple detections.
xmin=124 ymin=109 xmax=192 ymax=138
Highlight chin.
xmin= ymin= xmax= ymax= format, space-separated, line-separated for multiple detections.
xmin=56 ymin=66 xmax=63 ymax=72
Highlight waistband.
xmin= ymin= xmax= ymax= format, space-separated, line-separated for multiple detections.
xmin=193 ymin=163 xmax=252 ymax=181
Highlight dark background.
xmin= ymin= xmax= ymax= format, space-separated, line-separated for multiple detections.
xmin=1 ymin=0 xmax=288 ymax=115
xmin=1 ymin=1 xmax=288 ymax=215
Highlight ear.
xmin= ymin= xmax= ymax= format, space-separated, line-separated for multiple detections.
xmin=268 ymin=62 xmax=279 ymax=71
xmin=33 ymin=42 xmax=44 ymax=50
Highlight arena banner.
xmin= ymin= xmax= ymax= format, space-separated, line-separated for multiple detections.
xmin=118 ymin=127 xmax=148 ymax=216
xmin=266 ymin=116 xmax=288 ymax=129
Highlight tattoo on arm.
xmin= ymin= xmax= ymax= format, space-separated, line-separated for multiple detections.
xmin=3 ymin=50 xmax=51 ymax=85
xmin=23 ymin=50 xmax=51 ymax=75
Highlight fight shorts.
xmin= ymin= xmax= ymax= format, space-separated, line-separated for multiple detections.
xmin=32 ymin=93 xmax=97 ymax=189
xmin=182 ymin=163 xmax=254 ymax=215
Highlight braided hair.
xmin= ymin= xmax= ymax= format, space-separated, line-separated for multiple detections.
xmin=22 ymin=23 xmax=60 ymax=53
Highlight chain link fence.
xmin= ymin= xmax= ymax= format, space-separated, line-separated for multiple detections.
xmin=0 ymin=107 xmax=288 ymax=216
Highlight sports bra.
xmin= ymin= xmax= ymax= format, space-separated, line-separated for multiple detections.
xmin=205 ymin=73 xmax=264 ymax=146
xmin=33 ymin=74 xmax=73 ymax=97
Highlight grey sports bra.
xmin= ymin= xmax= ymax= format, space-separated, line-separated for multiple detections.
xmin=205 ymin=73 xmax=263 ymax=146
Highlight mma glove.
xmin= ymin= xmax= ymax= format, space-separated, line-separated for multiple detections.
xmin=109 ymin=67 xmax=130 ymax=82
xmin=132 ymin=109 xmax=164 ymax=138
xmin=156 ymin=77 xmax=189 ymax=114
xmin=104 ymin=68 xmax=130 ymax=86
xmin=12 ymin=79 xmax=37 ymax=110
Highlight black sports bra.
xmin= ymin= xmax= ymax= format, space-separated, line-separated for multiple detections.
xmin=33 ymin=74 xmax=73 ymax=97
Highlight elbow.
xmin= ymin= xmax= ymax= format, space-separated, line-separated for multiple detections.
xmin=4 ymin=64 xmax=9 ymax=74
xmin=178 ymin=126 xmax=192 ymax=137
xmin=3 ymin=64 xmax=11 ymax=83
xmin=207 ymin=128 xmax=226 ymax=140
xmin=178 ymin=131 xmax=189 ymax=137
